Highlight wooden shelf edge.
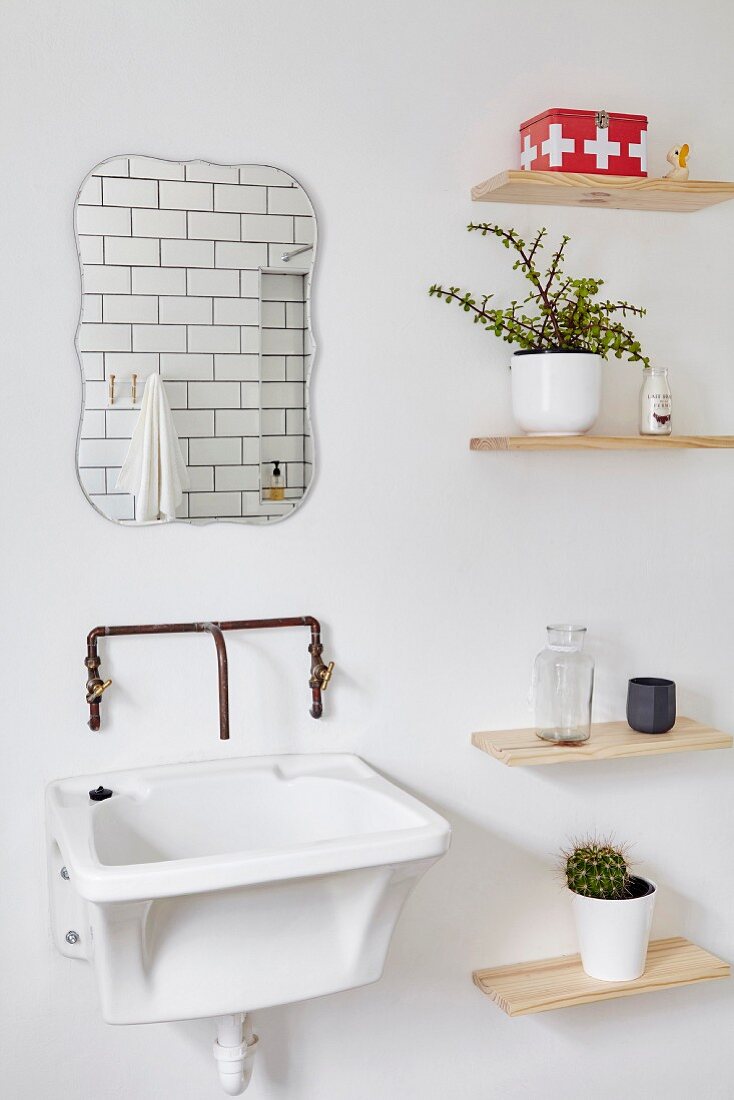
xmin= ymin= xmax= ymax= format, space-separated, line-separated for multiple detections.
xmin=471 ymin=717 xmax=733 ymax=767
xmin=473 ymin=937 xmax=730 ymax=1017
xmin=470 ymin=435 xmax=734 ymax=451
xmin=471 ymin=170 xmax=734 ymax=212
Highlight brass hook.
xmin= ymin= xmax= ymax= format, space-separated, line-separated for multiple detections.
xmin=131 ymin=374 xmax=137 ymax=404
xmin=108 ymin=374 xmax=115 ymax=406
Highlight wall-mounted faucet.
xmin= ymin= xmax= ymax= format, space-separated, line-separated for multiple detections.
xmin=84 ymin=616 xmax=335 ymax=739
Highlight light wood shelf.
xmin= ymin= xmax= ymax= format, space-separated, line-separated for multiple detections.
xmin=473 ymin=937 xmax=729 ymax=1017
xmin=470 ymin=435 xmax=734 ymax=451
xmin=471 ymin=716 xmax=732 ymax=768
xmin=471 ymin=170 xmax=734 ymax=213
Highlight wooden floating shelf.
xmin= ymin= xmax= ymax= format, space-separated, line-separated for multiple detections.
xmin=471 ymin=716 xmax=732 ymax=768
xmin=471 ymin=170 xmax=734 ymax=213
xmin=473 ymin=937 xmax=729 ymax=1017
xmin=471 ymin=435 xmax=734 ymax=451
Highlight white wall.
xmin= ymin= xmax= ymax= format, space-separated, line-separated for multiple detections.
xmin=3 ymin=2 xmax=733 ymax=1096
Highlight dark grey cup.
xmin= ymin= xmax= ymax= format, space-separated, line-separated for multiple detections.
xmin=627 ymin=677 xmax=676 ymax=734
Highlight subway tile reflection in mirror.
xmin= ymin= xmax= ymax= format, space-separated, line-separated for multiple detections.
xmin=75 ymin=157 xmax=316 ymax=524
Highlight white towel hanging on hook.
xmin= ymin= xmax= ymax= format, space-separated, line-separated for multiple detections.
xmin=116 ymin=373 xmax=189 ymax=522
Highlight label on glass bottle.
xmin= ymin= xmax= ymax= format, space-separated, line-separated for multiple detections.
xmin=640 ymin=369 xmax=672 ymax=435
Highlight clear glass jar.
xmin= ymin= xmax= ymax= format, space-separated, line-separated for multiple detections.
xmin=639 ymin=367 xmax=672 ymax=435
xmin=533 ymin=625 xmax=595 ymax=744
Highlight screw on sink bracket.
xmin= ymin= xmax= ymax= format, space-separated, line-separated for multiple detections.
xmin=65 ymin=930 xmax=80 ymax=945
xmin=60 ymin=866 xmax=70 ymax=880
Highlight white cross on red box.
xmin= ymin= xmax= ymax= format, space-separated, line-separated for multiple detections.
xmin=584 ymin=127 xmax=621 ymax=170
xmin=541 ymin=124 xmax=575 ymax=168
xmin=520 ymin=135 xmax=538 ymax=170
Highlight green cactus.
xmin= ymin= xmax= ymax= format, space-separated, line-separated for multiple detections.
xmin=563 ymin=839 xmax=631 ymax=900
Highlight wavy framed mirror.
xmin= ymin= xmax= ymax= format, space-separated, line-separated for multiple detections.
xmin=75 ymin=156 xmax=316 ymax=524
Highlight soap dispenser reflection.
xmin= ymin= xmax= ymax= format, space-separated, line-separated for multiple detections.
xmin=267 ymin=460 xmax=285 ymax=501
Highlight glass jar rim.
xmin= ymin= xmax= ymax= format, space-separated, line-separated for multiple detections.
xmin=546 ymin=624 xmax=587 ymax=633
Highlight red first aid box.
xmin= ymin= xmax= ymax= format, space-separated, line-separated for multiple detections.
xmin=519 ymin=108 xmax=648 ymax=177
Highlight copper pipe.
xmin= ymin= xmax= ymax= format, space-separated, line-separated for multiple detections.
xmin=306 ymin=619 xmax=325 ymax=719
xmin=199 ymin=623 xmax=229 ymax=739
xmin=85 ymin=640 xmax=103 ymax=732
xmin=85 ymin=617 xmax=332 ymax=738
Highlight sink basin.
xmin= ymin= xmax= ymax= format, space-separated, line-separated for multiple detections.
xmin=47 ymin=754 xmax=450 ymax=1023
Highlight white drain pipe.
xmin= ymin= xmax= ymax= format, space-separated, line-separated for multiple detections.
xmin=213 ymin=1013 xmax=259 ymax=1095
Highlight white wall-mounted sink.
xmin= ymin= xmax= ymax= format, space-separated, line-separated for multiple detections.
xmin=47 ymin=754 xmax=450 ymax=1024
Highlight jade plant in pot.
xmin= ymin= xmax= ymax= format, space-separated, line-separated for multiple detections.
xmin=429 ymin=224 xmax=650 ymax=435
xmin=561 ymin=838 xmax=656 ymax=982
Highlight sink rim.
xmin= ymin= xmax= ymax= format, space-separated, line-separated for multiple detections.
xmin=47 ymin=753 xmax=451 ymax=904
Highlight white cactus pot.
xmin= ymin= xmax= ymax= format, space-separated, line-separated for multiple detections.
xmin=569 ymin=877 xmax=657 ymax=982
xmin=511 ymin=350 xmax=602 ymax=435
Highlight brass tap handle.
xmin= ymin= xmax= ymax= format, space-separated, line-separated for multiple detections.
xmin=319 ymin=662 xmax=335 ymax=690
xmin=87 ymin=678 xmax=112 ymax=701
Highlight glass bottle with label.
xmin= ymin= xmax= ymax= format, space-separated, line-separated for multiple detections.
xmin=639 ymin=367 xmax=672 ymax=435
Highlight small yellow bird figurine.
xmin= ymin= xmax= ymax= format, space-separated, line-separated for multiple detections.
xmin=665 ymin=143 xmax=690 ymax=181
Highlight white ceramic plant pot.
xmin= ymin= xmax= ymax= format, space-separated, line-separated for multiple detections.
xmin=511 ymin=350 xmax=602 ymax=435
xmin=569 ymin=877 xmax=657 ymax=982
